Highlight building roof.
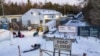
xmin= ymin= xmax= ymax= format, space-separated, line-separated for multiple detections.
xmin=31 ymin=9 xmax=61 ymax=15
xmin=65 ymin=20 xmax=86 ymax=26
xmin=0 ymin=15 xmax=22 ymax=18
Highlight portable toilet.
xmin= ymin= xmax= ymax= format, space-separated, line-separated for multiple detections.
xmin=2 ymin=23 xmax=9 ymax=30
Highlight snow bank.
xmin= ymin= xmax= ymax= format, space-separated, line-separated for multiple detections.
xmin=0 ymin=29 xmax=13 ymax=42
xmin=0 ymin=31 xmax=100 ymax=56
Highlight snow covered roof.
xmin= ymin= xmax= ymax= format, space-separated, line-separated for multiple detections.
xmin=45 ymin=20 xmax=56 ymax=26
xmin=0 ymin=15 xmax=22 ymax=18
xmin=31 ymin=9 xmax=61 ymax=15
xmin=74 ymin=12 xmax=83 ymax=19
xmin=65 ymin=20 xmax=86 ymax=26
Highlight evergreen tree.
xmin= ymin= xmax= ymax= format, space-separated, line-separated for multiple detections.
xmin=0 ymin=0 xmax=81 ymax=15
xmin=0 ymin=0 xmax=5 ymax=15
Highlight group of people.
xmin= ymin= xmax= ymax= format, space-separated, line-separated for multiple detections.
xmin=13 ymin=30 xmax=24 ymax=38
xmin=12 ymin=26 xmax=43 ymax=38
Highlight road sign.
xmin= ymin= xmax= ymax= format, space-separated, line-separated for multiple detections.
xmin=58 ymin=26 xmax=77 ymax=33
xmin=90 ymin=26 xmax=99 ymax=37
xmin=77 ymin=26 xmax=89 ymax=36
xmin=77 ymin=26 xmax=100 ymax=38
xmin=54 ymin=38 xmax=72 ymax=51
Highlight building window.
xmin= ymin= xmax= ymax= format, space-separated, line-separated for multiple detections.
xmin=31 ymin=12 xmax=33 ymax=14
xmin=56 ymin=15 xmax=59 ymax=18
xmin=44 ymin=15 xmax=48 ymax=19
xmin=52 ymin=15 xmax=54 ymax=18
xmin=28 ymin=20 xmax=31 ymax=26
xmin=39 ymin=13 xmax=41 ymax=15
xmin=40 ymin=20 xmax=43 ymax=24
xmin=31 ymin=12 xmax=37 ymax=16
xmin=45 ymin=19 xmax=51 ymax=23
xmin=11 ymin=18 xmax=17 ymax=22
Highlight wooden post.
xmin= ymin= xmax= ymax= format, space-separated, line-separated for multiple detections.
xmin=70 ymin=50 xmax=71 ymax=56
xmin=18 ymin=45 xmax=21 ymax=56
xmin=10 ymin=28 xmax=13 ymax=45
xmin=9 ymin=31 xmax=13 ymax=45
xmin=53 ymin=36 xmax=55 ymax=56
xmin=83 ymin=53 xmax=86 ymax=56
xmin=40 ymin=48 xmax=43 ymax=56
xmin=79 ymin=36 xmax=80 ymax=40
xmin=53 ymin=48 xmax=55 ymax=56
xmin=58 ymin=50 xmax=60 ymax=56
xmin=87 ymin=36 xmax=88 ymax=40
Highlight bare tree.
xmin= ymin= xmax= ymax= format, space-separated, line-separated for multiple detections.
xmin=78 ymin=0 xmax=89 ymax=8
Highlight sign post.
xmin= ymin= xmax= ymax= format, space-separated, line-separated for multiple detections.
xmin=10 ymin=28 xmax=14 ymax=45
xmin=58 ymin=26 xmax=77 ymax=39
xmin=70 ymin=50 xmax=72 ymax=56
xmin=54 ymin=38 xmax=72 ymax=56
xmin=53 ymin=48 xmax=55 ymax=56
xmin=77 ymin=26 xmax=100 ymax=39
xmin=57 ymin=26 xmax=75 ymax=56
xmin=58 ymin=50 xmax=60 ymax=56
xmin=18 ymin=45 xmax=21 ymax=56
xmin=53 ymin=36 xmax=55 ymax=56
xmin=58 ymin=26 xmax=77 ymax=33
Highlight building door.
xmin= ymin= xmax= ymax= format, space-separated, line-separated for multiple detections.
xmin=28 ymin=20 xmax=31 ymax=26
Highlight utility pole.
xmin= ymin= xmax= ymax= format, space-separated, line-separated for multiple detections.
xmin=42 ymin=0 xmax=47 ymax=32
xmin=1 ymin=0 xmax=5 ymax=18
xmin=45 ymin=0 xmax=47 ymax=4
xmin=63 ymin=5 xmax=66 ymax=16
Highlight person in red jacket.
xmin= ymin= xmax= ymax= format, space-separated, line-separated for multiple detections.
xmin=17 ymin=30 xmax=24 ymax=38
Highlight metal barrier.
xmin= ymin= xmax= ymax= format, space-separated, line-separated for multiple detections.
xmin=39 ymin=48 xmax=70 ymax=56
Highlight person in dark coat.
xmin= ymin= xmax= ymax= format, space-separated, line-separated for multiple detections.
xmin=33 ymin=27 xmax=39 ymax=37
xmin=17 ymin=30 xmax=25 ymax=38
xmin=31 ymin=44 xmax=41 ymax=49
xmin=13 ymin=31 xmax=16 ymax=35
xmin=18 ymin=30 xmax=21 ymax=37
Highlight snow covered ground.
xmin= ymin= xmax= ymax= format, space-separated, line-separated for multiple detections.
xmin=0 ymin=29 xmax=13 ymax=42
xmin=0 ymin=30 xmax=100 ymax=56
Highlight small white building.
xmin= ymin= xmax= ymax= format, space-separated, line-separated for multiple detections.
xmin=22 ymin=9 xmax=62 ymax=28
xmin=0 ymin=15 xmax=22 ymax=23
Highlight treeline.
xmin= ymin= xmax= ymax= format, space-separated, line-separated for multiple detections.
xmin=0 ymin=0 xmax=81 ymax=15
xmin=82 ymin=0 xmax=100 ymax=25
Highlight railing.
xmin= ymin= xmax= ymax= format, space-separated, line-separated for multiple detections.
xmin=39 ymin=48 xmax=70 ymax=56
